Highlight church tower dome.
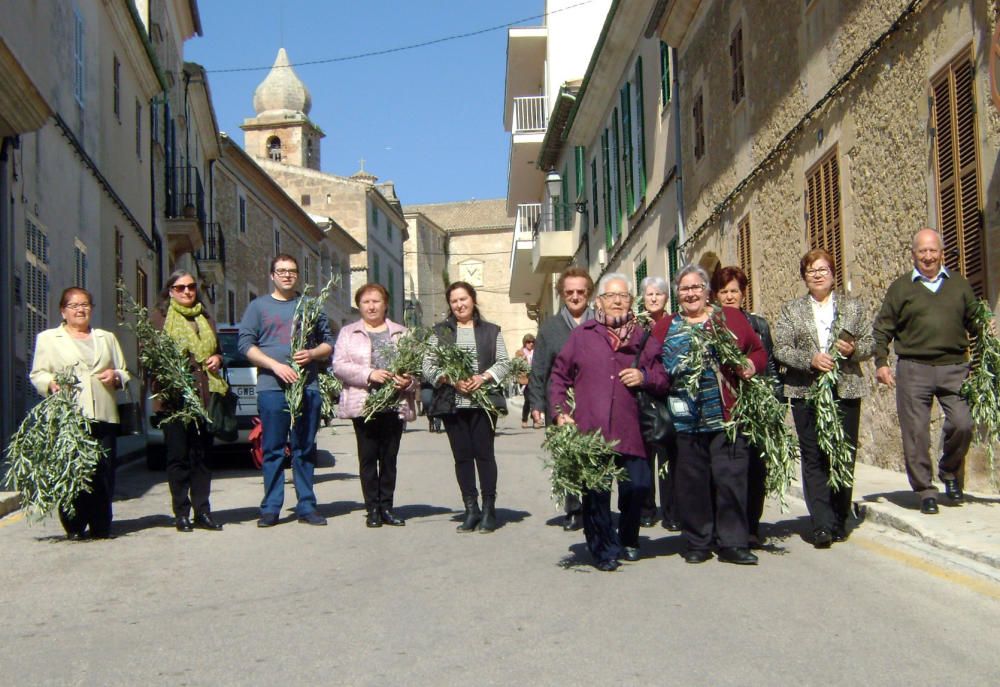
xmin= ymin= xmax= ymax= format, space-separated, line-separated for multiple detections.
xmin=252 ymin=48 xmax=312 ymax=116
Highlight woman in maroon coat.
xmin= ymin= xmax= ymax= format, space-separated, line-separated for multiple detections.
xmin=549 ymin=273 xmax=669 ymax=571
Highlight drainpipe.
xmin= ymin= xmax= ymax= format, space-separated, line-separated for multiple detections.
xmin=671 ymin=47 xmax=686 ymax=257
xmin=0 ymin=136 xmax=17 ymax=451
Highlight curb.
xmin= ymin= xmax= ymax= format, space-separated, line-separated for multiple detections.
xmin=0 ymin=492 xmax=20 ymax=519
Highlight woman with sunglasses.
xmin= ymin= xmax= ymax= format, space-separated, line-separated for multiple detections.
xmin=150 ymin=271 xmax=226 ymax=533
xmin=30 ymin=287 xmax=131 ymax=540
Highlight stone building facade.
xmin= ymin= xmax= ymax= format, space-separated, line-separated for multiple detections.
xmin=404 ymin=199 xmax=538 ymax=354
xmin=656 ymin=0 xmax=1000 ymax=484
xmin=402 ymin=211 xmax=449 ymax=327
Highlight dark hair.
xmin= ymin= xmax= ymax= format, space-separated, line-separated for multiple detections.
xmin=556 ymin=266 xmax=594 ymax=297
xmin=800 ymin=248 xmax=835 ymax=279
xmin=522 ymin=333 xmax=535 ymax=345
xmin=158 ymin=270 xmax=205 ymax=313
xmin=59 ymin=286 xmax=93 ymax=309
xmin=711 ymin=265 xmax=748 ymax=295
xmin=270 ymin=253 xmax=299 ymax=273
xmin=354 ymin=282 xmax=389 ymax=307
xmin=446 ymin=281 xmax=480 ymax=320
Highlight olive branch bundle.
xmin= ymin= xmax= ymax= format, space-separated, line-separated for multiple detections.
xmin=318 ymin=368 xmax=342 ymax=420
xmin=361 ymin=327 xmax=431 ymax=422
xmin=683 ymin=309 xmax=799 ymax=506
xmin=541 ymin=390 xmax=623 ymax=503
xmin=117 ymin=283 xmax=209 ymax=427
xmin=3 ymin=371 xmax=107 ymax=520
xmin=805 ymin=346 xmax=855 ymax=490
xmin=960 ymin=298 xmax=1000 ymax=484
xmin=426 ymin=337 xmax=504 ymax=428
xmin=286 ymin=276 xmax=338 ymax=427
xmin=506 ymin=356 xmax=531 ymax=384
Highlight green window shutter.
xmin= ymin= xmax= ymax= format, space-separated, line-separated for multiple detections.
xmin=668 ymin=236 xmax=679 ymax=312
xmin=602 ymin=130 xmax=612 ymax=250
xmin=561 ymin=163 xmax=570 ymax=229
xmin=660 ymin=42 xmax=671 ymax=105
xmin=634 ymin=258 xmax=647 ymax=295
xmin=590 ymin=157 xmax=599 ymax=232
xmin=574 ymin=146 xmax=585 ymax=198
xmin=620 ymin=85 xmax=634 ymax=215
xmin=612 ymin=108 xmax=622 ymax=241
xmin=635 ymin=57 xmax=647 ymax=199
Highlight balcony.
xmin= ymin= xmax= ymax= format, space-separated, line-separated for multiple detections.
xmin=165 ymin=165 xmax=205 ymax=258
xmin=194 ymin=222 xmax=225 ymax=286
xmin=508 ymin=203 xmax=542 ymax=304
xmin=511 ymin=96 xmax=547 ymax=134
xmin=506 ymin=96 xmax=547 ymax=215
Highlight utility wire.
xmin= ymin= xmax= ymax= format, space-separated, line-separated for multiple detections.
xmin=206 ymin=1 xmax=593 ymax=74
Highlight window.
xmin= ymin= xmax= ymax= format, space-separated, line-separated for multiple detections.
xmin=303 ymin=254 xmax=312 ymax=285
xmin=248 ymin=288 xmax=258 ymax=305
xmin=136 ymin=263 xmax=148 ymax=311
xmin=590 ymin=156 xmax=600 ymax=232
xmin=74 ymin=9 xmax=85 ymax=106
xmin=693 ymin=91 xmax=705 ymax=160
xmin=301 ymin=194 xmax=311 ymax=206
xmin=135 ymin=101 xmax=142 ymax=158
xmin=620 ymin=84 xmax=634 ymax=214
xmin=601 ymin=130 xmax=613 ymax=249
xmin=115 ymin=229 xmax=124 ymax=315
xmin=805 ymin=148 xmax=845 ymax=290
xmin=238 ymin=192 xmax=247 ymax=234
xmin=25 ymin=217 xmax=50 ymax=398
xmin=273 ymin=227 xmax=281 ymax=256
xmin=555 ymin=163 xmax=570 ymax=231
xmin=387 ymin=222 xmax=392 ymax=242
xmin=634 ymin=258 xmax=648 ymax=295
xmin=659 ymin=42 xmax=672 ymax=106
xmin=267 ymin=136 xmax=282 ymax=162
xmin=227 ymin=289 xmax=236 ymax=324
xmin=387 ymin=270 xmax=395 ymax=314
xmin=574 ymin=146 xmax=586 ymax=198
xmin=113 ymin=55 xmax=120 ymax=119
xmin=371 ymin=204 xmax=378 ymax=229
xmin=611 ymin=109 xmax=622 ymax=243
xmin=150 ymin=97 xmax=159 ymax=143
xmin=737 ymin=215 xmax=753 ymax=311
xmin=730 ymin=22 xmax=745 ymax=105
xmin=668 ymin=236 xmax=679 ymax=312
xmin=373 ymin=253 xmax=380 ymax=284
xmin=74 ymin=241 xmax=88 ymax=289
xmin=931 ymin=50 xmax=985 ymax=297
xmin=634 ymin=57 xmax=647 ymax=201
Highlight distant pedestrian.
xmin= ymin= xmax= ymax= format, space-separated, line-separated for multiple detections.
xmin=333 ymin=283 xmax=416 ymax=528
xmin=873 ymin=228 xmax=983 ymax=515
xmin=515 ymin=333 xmax=536 ymax=428
xmin=424 ymin=282 xmax=510 ymax=533
xmin=527 ymin=266 xmax=595 ymax=532
xmin=773 ymin=252 xmax=873 ymax=547
xmin=238 ymin=254 xmax=335 ymax=527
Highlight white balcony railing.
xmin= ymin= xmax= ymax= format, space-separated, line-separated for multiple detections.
xmin=512 ymin=96 xmax=547 ymax=134
xmin=515 ymin=203 xmax=542 ymax=239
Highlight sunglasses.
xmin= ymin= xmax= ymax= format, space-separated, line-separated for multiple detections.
xmin=171 ymin=283 xmax=197 ymax=293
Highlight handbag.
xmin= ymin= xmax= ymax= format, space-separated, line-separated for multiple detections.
xmin=208 ymin=388 xmax=239 ymax=442
xmin=117 ymin=382 xmax=143 ymax=436
xmin=633 ymin=330 xmax=675 ymax=446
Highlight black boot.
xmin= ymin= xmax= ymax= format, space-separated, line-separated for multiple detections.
xmin=456 ymin=496 xmax=481 ymax=532
xmin=479 ymin=496 xmax=497 ymax=533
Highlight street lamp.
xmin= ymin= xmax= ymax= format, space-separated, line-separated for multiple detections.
xmin=545 ymin=168 xmax=588 ymax=214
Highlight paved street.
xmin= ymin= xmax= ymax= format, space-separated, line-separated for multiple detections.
xmin=1 ymin=413 xmax=999 ymax=686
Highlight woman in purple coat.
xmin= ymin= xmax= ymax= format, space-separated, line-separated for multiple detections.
xmin=548 ymin=273 xmax=669 ymax=571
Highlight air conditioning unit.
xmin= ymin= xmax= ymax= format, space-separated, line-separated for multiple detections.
xmin=597 ymin=248 xmax=607 ymax=267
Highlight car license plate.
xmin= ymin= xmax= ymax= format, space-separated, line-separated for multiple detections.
xmin=233 ymin=385 xmax=256 ymax=412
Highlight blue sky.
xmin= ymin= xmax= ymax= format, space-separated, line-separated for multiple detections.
xmin=185 ymin=0 xmax=545 ymax=206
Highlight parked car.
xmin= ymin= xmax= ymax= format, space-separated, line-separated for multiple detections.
xmin=144 ymin=325 xmax=258 ymax=469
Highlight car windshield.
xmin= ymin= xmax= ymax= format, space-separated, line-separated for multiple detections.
xmin=217 ymin=331 xmax=251 ymax=367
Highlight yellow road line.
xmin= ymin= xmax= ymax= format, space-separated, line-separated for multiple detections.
xmin=854 ymin=533 xmax=1000 ymax=601
xmin=0 ymin=510 xmax=25 ymax=528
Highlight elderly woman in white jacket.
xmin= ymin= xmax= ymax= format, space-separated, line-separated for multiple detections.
xmin=333 ymin=283 xmax=417 ymax=529
xmin=29 ymin=287 xmax=131 ymax=540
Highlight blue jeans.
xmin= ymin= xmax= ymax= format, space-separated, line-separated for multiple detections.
xmin=257 ymin=388 xmax=322 ymax=516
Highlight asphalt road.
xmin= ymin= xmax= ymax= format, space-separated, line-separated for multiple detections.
xmin=1 ymin=414 xmax=998 ymax=686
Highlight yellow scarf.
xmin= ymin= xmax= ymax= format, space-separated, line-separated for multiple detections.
xmin=164 ymin=301 xmax=228 ymax=394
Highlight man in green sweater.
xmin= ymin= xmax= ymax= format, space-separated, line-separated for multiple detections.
xmin=873 ymin=228 xmax=978 ymax=515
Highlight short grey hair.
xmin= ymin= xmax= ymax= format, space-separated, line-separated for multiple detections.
xmin=597 ymin=272 xmax=633 ymax=295
xmin=672 ymin=264 xmax=711 ymax=294
xmin=639 ymin=276 xmax=669 ymax=294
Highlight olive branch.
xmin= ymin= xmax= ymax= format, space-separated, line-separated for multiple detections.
xmin=960 ymin=298 xmax=1000 ymax=486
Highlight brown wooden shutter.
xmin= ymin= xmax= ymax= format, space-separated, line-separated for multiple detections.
xmin=737 ymin=215 xmax=753 ymax=311
xmin=805 ymin=148 xmax=845 ymax=290
xmin=931 ymin=50 xmax=985 ymax=298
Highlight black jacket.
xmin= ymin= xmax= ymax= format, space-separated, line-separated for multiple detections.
xmin=526 ymin=313 xmax=574 ymax=423
xmin=428 ymin=315 xmax=502 ymax=417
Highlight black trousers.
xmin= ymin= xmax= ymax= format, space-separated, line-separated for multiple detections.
xmin=443 ymin=409 xmax=497 ymax=500
xmin=582 ymin=454 xmax=650 ymax=563
xmin=163 ymin=419 xmax=214 ymax=518
xmin=747 ymin=445 xmax=767 ymax=538
xmin=352 ymin=414 xmax=404 ymax=510
xmin=521 ymin=389 xmax=532 ymax=423
xmin=59 ymin=421 xmax=117 ymax=537
xmin=791 ymin=397 xmax=860 ymax=532
xmin=675 ymin=431 xmax=750 ymax=551
xmin=640 ymin=439 xmax=677 ymax=523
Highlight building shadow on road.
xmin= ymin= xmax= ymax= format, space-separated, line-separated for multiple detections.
xmin=315 ymin=499 xmax=366 ymax=519
xmin=312 ymin=471 xmax=359 ymax=484
xmin=108 ymin=513 xmax=180 ymax=536
xmin=392 ymin=504 xmax=455 ymax=521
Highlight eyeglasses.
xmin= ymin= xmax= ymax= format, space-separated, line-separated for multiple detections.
xmin=273 ymin=268 xmax=299 ymax=277
xmin=678 ymin=284 xmax=706 ymax=293
xmin=171 ymin=283 xmax=197 ymax=292
xmin=562 ymin=289 xmax=588 ymax=297
xmin=805 ymin=268 xmax=831 ymax=277
xmin=598 ymin=292 xmax=631 ymax=301
xmin=64 ymin=303 xmax=92 ymax=311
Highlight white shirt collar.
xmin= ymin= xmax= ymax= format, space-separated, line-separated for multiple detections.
xmin=911 ymin=266 xmax=950 ymax=283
